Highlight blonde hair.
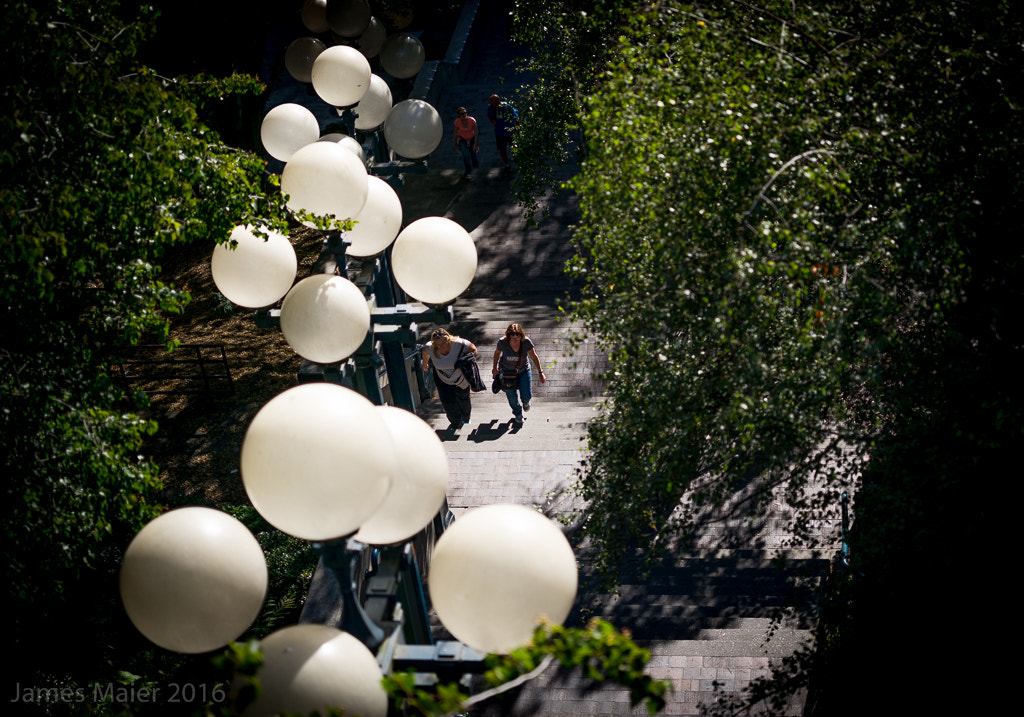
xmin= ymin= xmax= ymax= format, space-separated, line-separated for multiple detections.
xmin=430 ymin=328 xmax=458 ymax=357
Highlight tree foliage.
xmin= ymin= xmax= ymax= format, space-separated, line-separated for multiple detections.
xmin=511 ymin=0 xmax=1022 ymax=711
xmin=383 ymin=619 xmax=670 ymax=716
xmin=513 ymin=0 xmax=1022 ymax=562
xmin=1 ymin=0 xmax=288 ymax=690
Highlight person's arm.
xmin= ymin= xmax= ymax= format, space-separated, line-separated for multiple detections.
xmin=422 ymin=346 xmax=431 ymax=372
xmin=528 ymin=347 xmax=546 ymax=383
xmin=465 ymin=340 xmax=478 ymax=356
xmin=492 ymin=348 xmax=501 ymax=376
xmin=472 ymin=118 xmax=479 ymax=150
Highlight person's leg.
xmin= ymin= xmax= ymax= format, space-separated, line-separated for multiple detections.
xmin=518 ymin=369 xmax=533 ymax=411
xmin=496 ymin=136 xmax=511 ymax=167
xmin=504 ymin=384 xmax=522 ymax=422
xmin=435 ymin=380 xmax=461 ymax=428
xmin=458 ymin=140 xmax=472 ymax=175
xmin=455 ymin=386 xmax=472 ymax=424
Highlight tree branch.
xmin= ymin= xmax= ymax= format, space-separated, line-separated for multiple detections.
xmin=742 ymin=149 xmax=836 ymax=222
xmin=461 ymin=655 xmax=555 ymax=711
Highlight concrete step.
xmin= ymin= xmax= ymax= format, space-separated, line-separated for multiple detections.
xmin=418 ymin=395 xmax=603 ymax=416
xmin=574 ymin=550 xmax=829 ymax=642
xmin=643 ymin=630 xmax=815 ymax=658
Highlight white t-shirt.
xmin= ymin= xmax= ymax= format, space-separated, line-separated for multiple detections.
xmin=427 ymin=337 xmax=472 ymax=388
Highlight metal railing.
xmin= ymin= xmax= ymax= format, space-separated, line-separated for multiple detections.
xmin=113 ymin=343 xmax=234 ymax=396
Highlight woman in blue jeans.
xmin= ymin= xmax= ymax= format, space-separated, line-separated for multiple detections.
xmin=452 ymin=106 xmax=479 ymax=180
xmin=491 ymin=323 xmax=546 ymax=425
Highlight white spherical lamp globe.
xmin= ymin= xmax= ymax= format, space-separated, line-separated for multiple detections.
xmin=285 ymin=37 xmax=327 ymax=84
xmin=311 ymin=45 xmax=371 ymax=108
xmin=211 ymin=225 xmax=297 ymax=308
xmin=380 ymin=32 xmax=425 ymax=79
xmin=119 ymin=507 xmax=268 ymax=654
xmin=354 ymin=406 xmax=450 ymax=545
xmin=301 ymin=0 xmax=330 ymax=33
xmin=353 ymin=74 xmax=392 ymax=131
xmin=245 ymin=624 xmax=387 ymax=717
xmin=281 ymin=140 xmax=369 ymax=224
xmin=355 ymin=17 xmax=386 ymax=58
xmin=346 ymin=176 xmax=403 ymax=258
xmin=317 ymin=132 xmax=365 ymax=161
xmin=391 ymin=216 xmax=477 ymax=304
xmin=241 ymin=383 xmax=396 ymax=541
xmin=383 ymin=99 xmax=443 ymax=159
xmin=429 ymin=504 xmax=578 ymax=654
xmin=260 ymin=103 xmax=321 ymax=162
xmin=279 ymin=274 xmax=370 ymax=363
xmin=325 ymin=0 xmax=371 ymax=38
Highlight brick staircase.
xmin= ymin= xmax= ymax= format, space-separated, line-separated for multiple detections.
xmin=414 ymin=294 xmax=832 ymax=716
xmin=396 ymin=5 xmax=838 ymax=712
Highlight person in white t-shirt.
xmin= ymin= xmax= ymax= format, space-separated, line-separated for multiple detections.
xmin=423 ymin=327 xmax=478 ymax=431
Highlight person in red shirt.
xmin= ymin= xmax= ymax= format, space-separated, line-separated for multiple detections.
xmin=453 ymin=106 xmax=479 ymax=181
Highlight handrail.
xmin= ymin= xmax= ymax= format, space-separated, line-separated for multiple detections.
xmin=114 ymin=343 xmax=234 ymax=396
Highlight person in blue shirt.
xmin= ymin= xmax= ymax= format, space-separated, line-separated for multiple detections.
xmin=486 ymin=94 xmax=518 ymax=177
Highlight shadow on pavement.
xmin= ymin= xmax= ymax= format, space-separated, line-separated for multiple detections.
xmin=467 ymin=419 xmax=511 ymax=442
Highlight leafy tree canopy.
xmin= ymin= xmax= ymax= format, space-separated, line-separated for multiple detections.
xmin=512 ymin=0 xmax=1022 ymax=569
xmin=1 ymin=0 xmax=288 ymax=688
xmin=510 ymin=0 xmax=1022 ymax=711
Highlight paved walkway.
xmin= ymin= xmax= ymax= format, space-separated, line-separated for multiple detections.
xmin=388 ymin=4 xmax=834 ymax=716
xmin=267 ymin=2 xmax=839 ymax=714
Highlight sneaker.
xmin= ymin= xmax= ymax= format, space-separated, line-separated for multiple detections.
xmin=513 ymin=415 xmax=524 ymax=425
xmin=523 ymin=401 xmax=531 ymax=412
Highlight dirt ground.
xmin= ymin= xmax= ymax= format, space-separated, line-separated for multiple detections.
xmin=137 ymin=227 xmax=326 ymax=506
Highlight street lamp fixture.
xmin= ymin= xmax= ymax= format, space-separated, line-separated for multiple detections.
xmin=240 ymin=383 xmax=396 ymax=541
xmin=279 ymin=274 xmax=371 ymax=364
xmin=325 ymin=0 xmax=372 ymax=39
xmin=345 ymin=175 xmax=403 ymax=258
xmin=284 ymin=36 xmax=327 ymax=84
xmin=391 ymin=216 xmax=477 ymax=305
xmin=210 ymin=225 xmax=297 ymax=309
xmin=120 ymin=382 xmax=580 ymax=715
xmin=280 ymin=140 xmax=370 ymax=225
xmin=352 ymin=74 xmax=393 ymax=132
xmin=383 ymin=99 xmax=443 ymax=161
xmin=353 ymin=405 xmax=450 ymax=546
xmin=310 ymin=45 xmax=372 ymax=109
xmin=260 ymin=103 xmax=321 ymax=163
xmin=121 ymin=26 xmax=579 ymax=714
xmin=119 ymin=507 xmax=268 ymax=654
xmin=379 ymin=32 xmax=426 ymax=80
xmin=246 ymin=624 xmax=388 ymax=717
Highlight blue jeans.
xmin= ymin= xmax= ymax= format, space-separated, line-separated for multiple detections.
xmin=504 ymin=369 xmax=532 ymax=418
xmin=457 ymin=138 xmax=479 ymax=174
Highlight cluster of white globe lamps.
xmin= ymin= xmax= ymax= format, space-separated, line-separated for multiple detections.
xmin=119 ymin=3 xmax=580 ymax=716
xmin=120 ymin=407 xmax=578 ymax=716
